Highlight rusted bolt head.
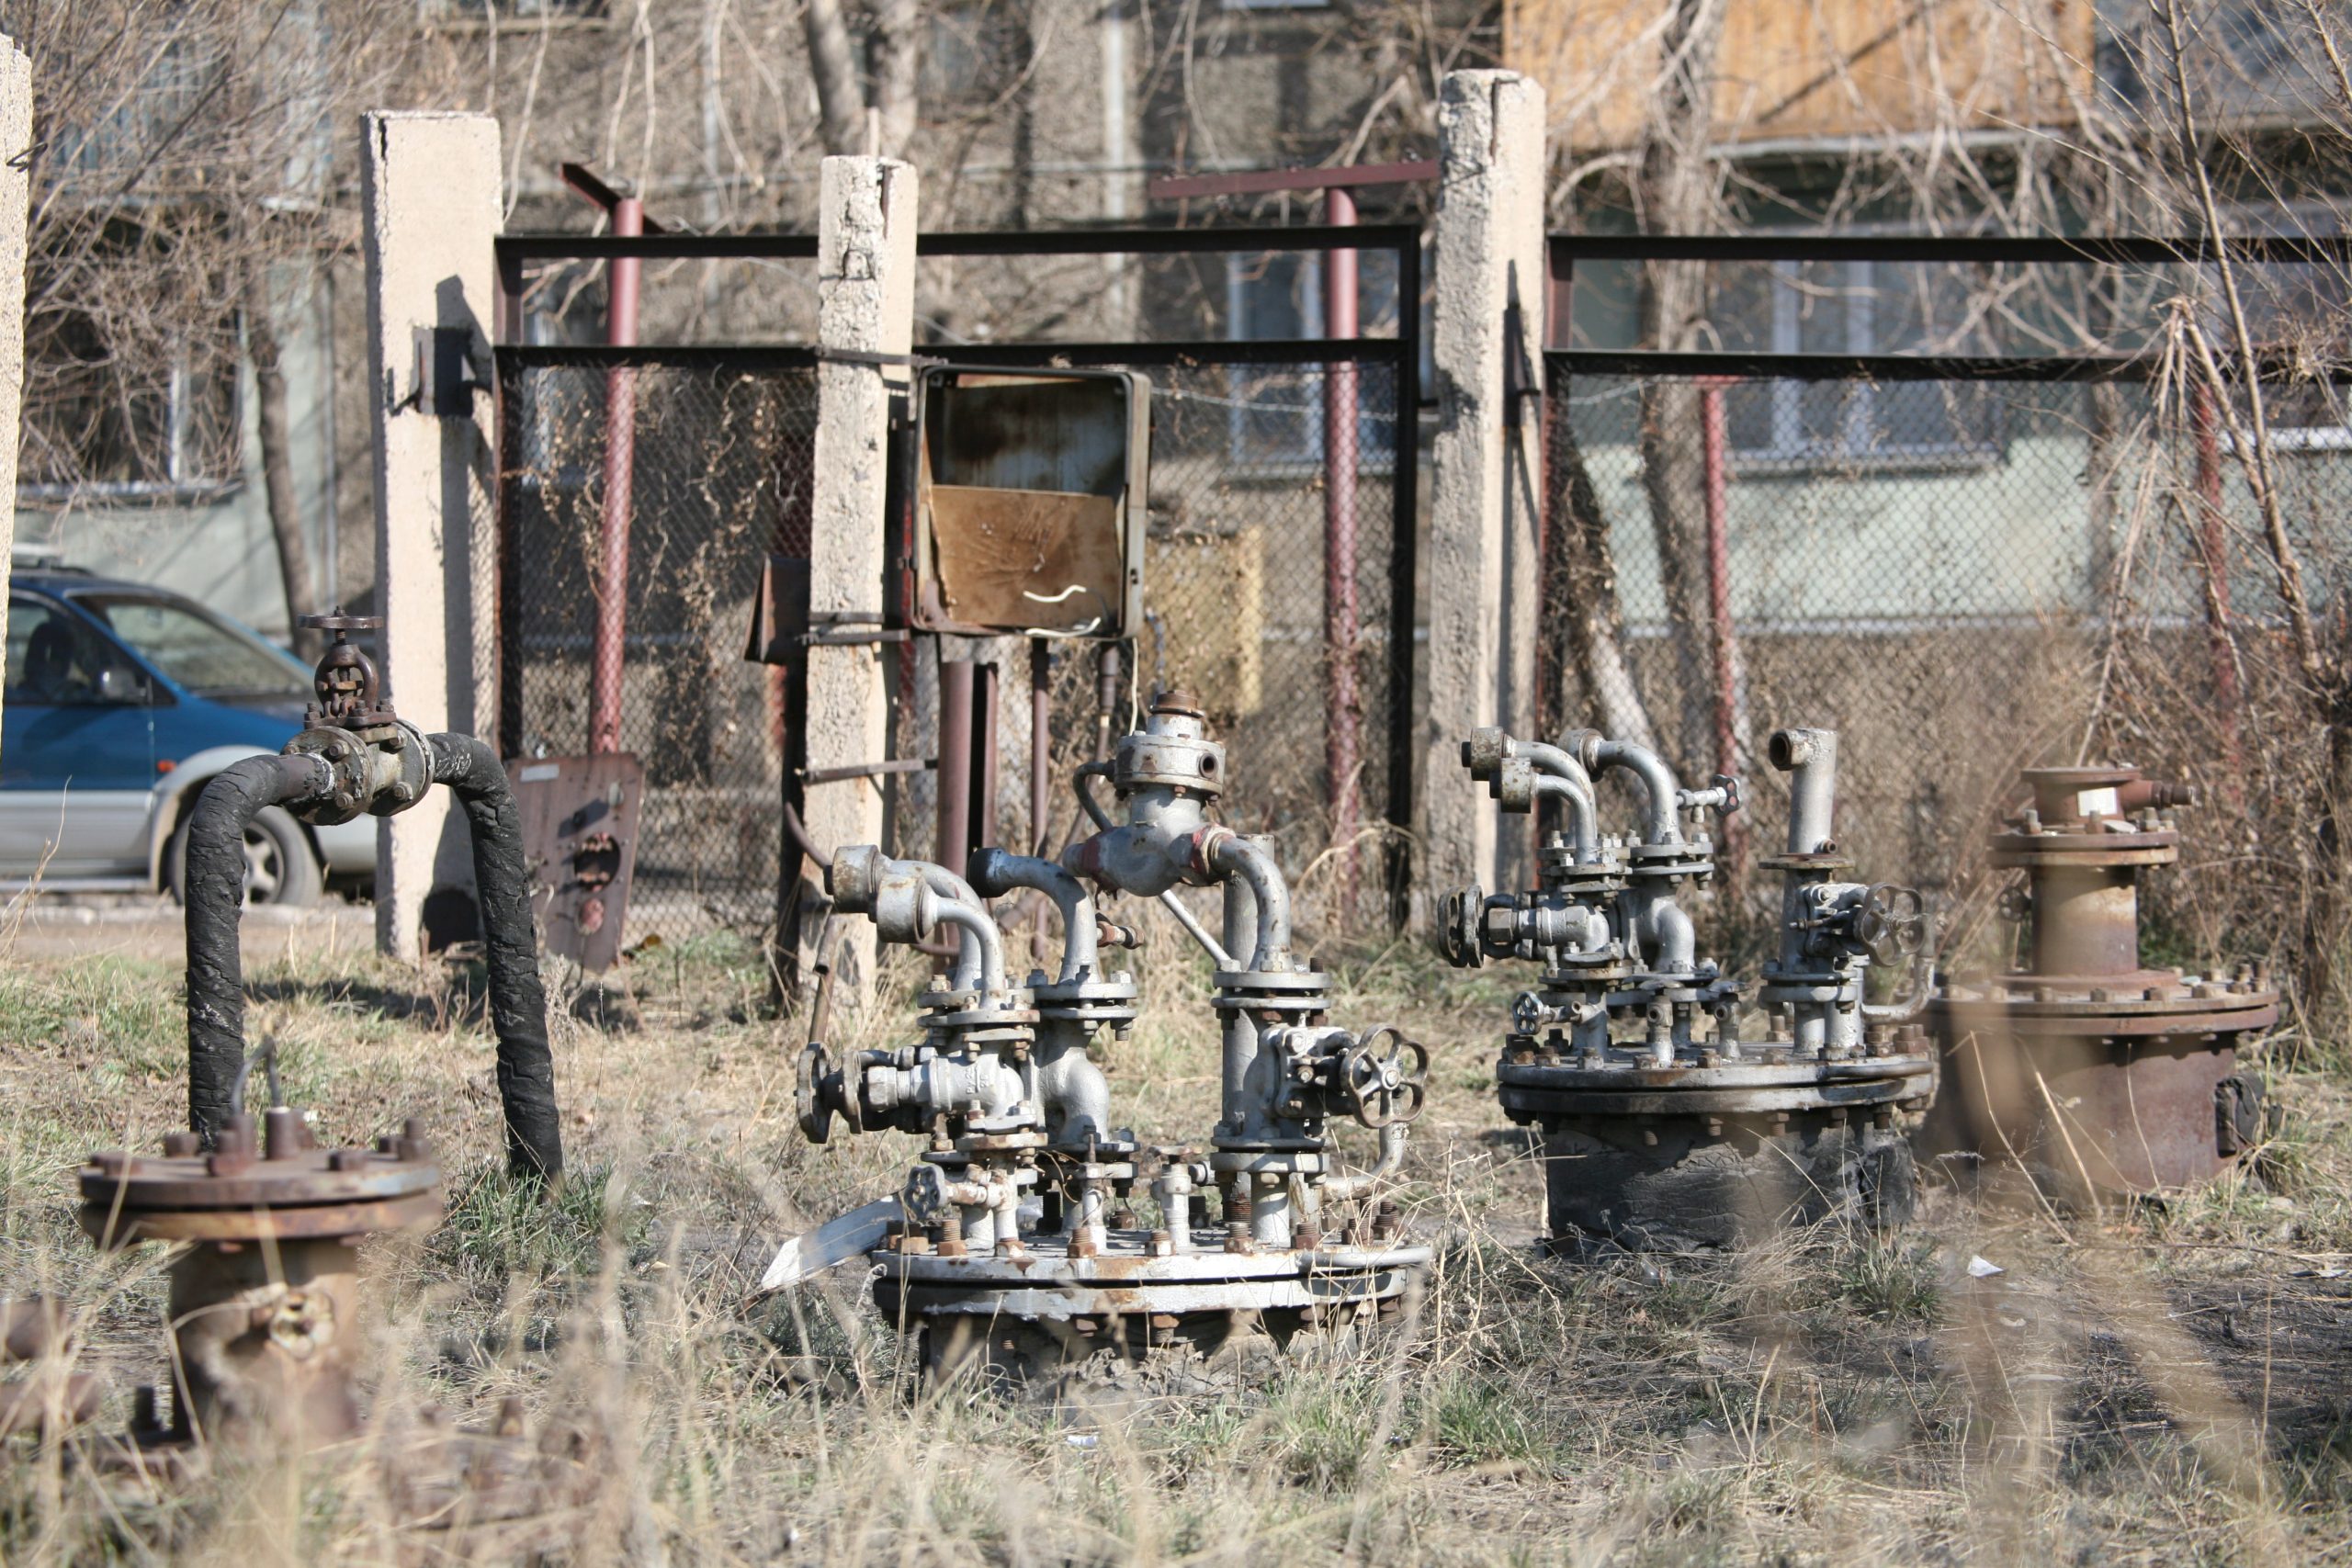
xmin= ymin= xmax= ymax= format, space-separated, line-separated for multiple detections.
xmin=161 ymin=1132 xmax=200 ymax=1158
xmin=1148 ymin=1229 xmax=1173 ymax=1257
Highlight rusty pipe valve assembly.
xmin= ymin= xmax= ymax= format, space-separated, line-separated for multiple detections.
xmin=1922 ymin=765 xmax=2278 ymax=1196
xmin=182 ymin=614 xmax=562 ymax=1179
xmin=797 ymin=691 xmax=1429 ymax=1379
xmin=1439 ymin=724 xmax=1936 ymax=1252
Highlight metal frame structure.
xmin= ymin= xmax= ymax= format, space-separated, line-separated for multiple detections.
xmin=492 ymin=220 xmax=1425 ymax=932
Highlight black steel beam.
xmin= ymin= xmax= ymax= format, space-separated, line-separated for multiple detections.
xmin=498 ymin=222 xmax=1422 ymax=264
xmin=1546 ymin=232 xmax=2352 ymax=265
xmin=936 ymin=336 xmax=1408 ymax=367
xmin=1544 ymin=349 xmax=2352 ymax=383
xmin=496 ymin=344 xmax=820 ymax=371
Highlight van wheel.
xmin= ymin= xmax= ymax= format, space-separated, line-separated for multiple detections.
xmin=166 ymin=805 xmax=323 ymax=909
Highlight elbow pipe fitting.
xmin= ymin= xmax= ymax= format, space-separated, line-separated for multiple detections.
xmin=1769 ymin=728 xmax=1839 ymax=856
xmin=1627 ymin=889 xmax=1696 ymax=975
xmin=429 ymin=734 xmax=566 ymax=1180
xmin=1071 ymin=761 xmax=1116 ymax=832
xmin=1201 ymin=828 xmax=1292 ymax=972
xmin=185 ymin=753 xmax=333 ymax=1143
xmin=1033 ymin=1021 xmax=1114 ymax=1146
xmin=969 ymin=848 xmax=1100 ymax=984
xmin=1562 ymin=729 xmax=1685 ymax=846
xmin=830 ymin=845 xmax=994 ymax=990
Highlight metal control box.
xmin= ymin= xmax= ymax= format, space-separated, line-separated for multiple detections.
xmin=909 ymin=367 xmax=1150 ymax=639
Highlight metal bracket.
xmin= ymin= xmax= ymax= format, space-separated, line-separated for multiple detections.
xmin=409 ymin=326 xmax=491 ymax=417
xmin=802 ymin=757 xmax=936 ymax=786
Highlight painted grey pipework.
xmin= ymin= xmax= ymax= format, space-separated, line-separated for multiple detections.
xmin=1561 ymin=728 xmax=1684 ymax=845
xmin=830 ymin=845 xmax=997 ymax=991
xmin=968 ymin=849 xmax=1100 ymax=984
xmin=1771 ymin=728 xmax=1838 ymax=856
xmin=1203 ymin=827 xmax=1292 ymax=972
xmin=1529 ymin=773 xmax=1600 ymax=861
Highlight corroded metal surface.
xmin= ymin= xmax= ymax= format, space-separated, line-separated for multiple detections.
xmin=1925 ymin=763 xmax=2279 ymax=1196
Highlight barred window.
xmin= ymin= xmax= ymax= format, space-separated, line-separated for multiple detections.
xmin=18 ymin=299 xmax=242 ymax=505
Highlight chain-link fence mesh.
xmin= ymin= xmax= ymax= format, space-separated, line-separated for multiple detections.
xmin=497 ymin=348 xmax=1408 ymax=948
xmin=1544 ymin=359 xmax=2352 ymax=986
xmin=498 ymin=353 xmax=819 ymax=946
xmin=891 ymin=355 xmax=1408 ymax=934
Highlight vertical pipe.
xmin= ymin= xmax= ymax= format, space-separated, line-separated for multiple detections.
xmin=2190 ymin=382 xmax=2245 ymax=795
xmin=936 ymin=651 xmax=975 ymax=879
xmin=1382 ymin=230 xmax=1421 ymax=931
xmin=590 ymin=198 xmax=642 ymax=756
xmin=1029 ymin=640 xmax=1051 ymax=854
xmin=1700 ymin=380 xmax=1744 ymax=899
xmin=971 ymin=660 xmax=1001 ymax=867
xmin=1324 ymin=187 xmax=1362 ymax=912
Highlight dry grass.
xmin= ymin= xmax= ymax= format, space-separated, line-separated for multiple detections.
xmin=0 ymin=920 xmax=2348 ymax=1565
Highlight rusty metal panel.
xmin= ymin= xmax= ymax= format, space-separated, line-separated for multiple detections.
xmin=511 ymin=753 xmax=645 ymax=973
xmin=910 ymin=367 xmax=1150 ymax=637
xmin=927 ymin=487 xmax=1122 ymax=630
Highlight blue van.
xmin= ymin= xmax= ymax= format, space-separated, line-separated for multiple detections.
xmin=0 ymin=564 xmax=372 ymax=905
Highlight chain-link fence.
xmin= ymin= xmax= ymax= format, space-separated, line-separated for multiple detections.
xmin=888 ymin=353 xmax=1411 ymax=934
xmin=497 ymin=349 xmax=819 ymax=945
xmin=495 ymin=344 xmax=1411 ymax=948
xmin=1543 ymin=357 xmax=2352 ymax=980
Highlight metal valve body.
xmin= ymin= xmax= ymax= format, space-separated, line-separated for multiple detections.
xmin=79 ymin=1106 xmax=443 ymax=1447
xmin=1922 ymin=765 xmax=2278 ymax=1195
xmin=1442 ymin=725 xmax=1935 ymax=1252
xmin=803 ymin=693 xmax=1430 ymax=1380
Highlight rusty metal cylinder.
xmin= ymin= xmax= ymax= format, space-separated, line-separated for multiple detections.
xmin=2030 ymin=865 xmax=2142 ymax=977
xmin=167 ymin=1235 xmax=366 ymax=1443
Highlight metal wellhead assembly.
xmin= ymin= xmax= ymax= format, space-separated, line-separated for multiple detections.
xmin=1923 ymin=765 xmax=2278 ymax=1197
xmin=797 ymin=691 xmax=1430 ymax=1379
xmin=1439 ymin=724 xmax=1937 ymax=1252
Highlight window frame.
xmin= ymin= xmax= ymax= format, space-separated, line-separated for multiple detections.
xmin=1727 ymin=256 xmax=2007 ymax=474
xmin=17 ymin=302 xmax=246 ymax=508
xmin=1219 ymin=250 xmax=1399 ymax=479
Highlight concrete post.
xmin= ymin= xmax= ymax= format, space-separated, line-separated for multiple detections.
xmin=1423 ymin=70 xmax=1546 ymax=907
xmin=0 ymin=42 xmax=29 ymax=705
xmin=359 ymin=113 xmax=503 ymax=959
xmin=797 ymin=156 xmax=917 ymax=1014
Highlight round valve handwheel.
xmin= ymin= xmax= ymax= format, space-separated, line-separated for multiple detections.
xmin=1341 ymin=1025 xmax=1429 ymax=1129
xmin=1856 ymin=883 xmax=1927 ymax=965
xmin=797 ymin=1041 xmax=843 ymax=1145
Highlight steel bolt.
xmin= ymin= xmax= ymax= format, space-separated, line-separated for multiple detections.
xmin=161 ymin=1132 xmax=200 ymax=1158
xmin=1148 ymin=1229 xmax=1173 ymax=1257
xmin=1224 ymin=1222 xmax=1252 ymax=1255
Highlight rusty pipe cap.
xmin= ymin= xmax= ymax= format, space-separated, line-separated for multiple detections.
xmin=1495 ymin=756 xmax=1536 ymax=814
xmin=1148 ymin=689 xmax=1204 ymax=719
xmin=1461 ymin=728 xmax=1508 ymax=780
xmin=1768 ymin=728 xmax=1835 ymax=772
xmin=1556 ymin=728 xmax=1604 ymax=772
xmin=827 ymin=844 xmax=888 ymax=911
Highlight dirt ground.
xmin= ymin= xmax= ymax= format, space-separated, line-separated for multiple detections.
xmin=0 ymin=901 xmax=2347 ymax=1565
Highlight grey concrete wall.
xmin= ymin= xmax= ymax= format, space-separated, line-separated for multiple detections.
xmin=0 ymin=38 xmax=28 ymax=699
xmin=798 ymin=155 xmax=917 ymax=1015
xmin=1422 ymin=69 xmax=1545 ymax=908
xmin=360 ymin=112 xmax=503 ymax=960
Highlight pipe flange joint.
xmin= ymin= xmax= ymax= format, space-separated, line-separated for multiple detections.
xmin=283 ymin=727 xmax=372 ymax=825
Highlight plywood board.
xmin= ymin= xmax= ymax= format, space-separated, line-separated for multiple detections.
xmin=1507 ymin=0 xmax=2097 ymax=151
xmin=927 ymin=484 xmax=1125 ymax=633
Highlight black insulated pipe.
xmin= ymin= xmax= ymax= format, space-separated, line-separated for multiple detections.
xmin=185 ymin=754 xmax=330 ymax=1139
xmin=430 ymin=733 xmax=565 ymax=1180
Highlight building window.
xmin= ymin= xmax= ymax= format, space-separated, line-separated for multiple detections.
xmin=1717 ymin=258 xmax=2003 ymax=469
xmin=1222 ymin=250 xmax=1396 ymax=472
xmin=424 ymin=0 xmax=609 ymax=26
xmin=18 ymin=302 xmax=243 ymax=505
xmin=2203 ymin=226 xmax=2351 ymax=451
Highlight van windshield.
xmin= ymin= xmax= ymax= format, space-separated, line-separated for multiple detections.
xmin=71 ymin=594 xmax=308 ymax=699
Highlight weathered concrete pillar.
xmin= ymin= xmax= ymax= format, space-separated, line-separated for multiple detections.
xmin=797 ymin=156 xmax=917 ymax=1015
xmin=359 ymin=113 xmax=503 ymax=959
xmin=0 ymin=41 xmax=29 ymax=705
xmin=1422 ymin=70 xmax=1546 ymax=908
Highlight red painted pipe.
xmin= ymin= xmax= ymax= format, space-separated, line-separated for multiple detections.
xmin=1700 ymin=381 xmax=1744 ymax=897
xmin=1324 ymin=186 xmax=1361 ymax=907
xmin=590 ymin=197 xmax=642 ymax=755
xmin=2190 ymin=382 xmax=2245 ymax=796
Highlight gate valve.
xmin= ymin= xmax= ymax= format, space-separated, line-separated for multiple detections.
xmin=795 ymin=1041 xmax=860 ymax=1145
xmin=1679 ymin=776 xmax=1740 ymax=818
xmin=1338 ymin=1025 xmax=1429 ymax=1130
xmin=1510 ymin=991 xmax=1563 ymax=1035
xmin=1853 ymin=884 xmax=1928 ymax=966
xmin=1437 ymin=885 xmax=1486 ymax=969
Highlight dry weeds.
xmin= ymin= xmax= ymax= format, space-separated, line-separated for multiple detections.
xmin=0 ymin=919 xmax=2346 ymax=1565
